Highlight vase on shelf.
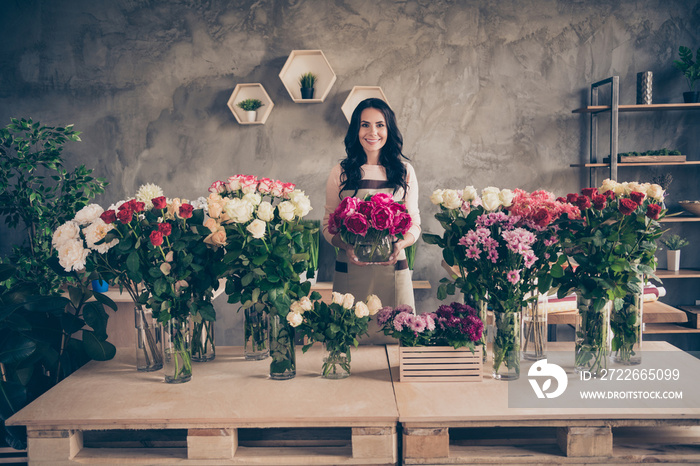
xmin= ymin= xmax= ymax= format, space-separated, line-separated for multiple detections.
xmin=134 ymin=306 xmax=162 ymax=372
xmin=522 ymin=296 xmax=548 ymax=361
xmin=300 ymin=87 xmax=315 ymax=99
xmin=354 ymin=235 xmax=392 ymax=263
xmin=191 ymin=319 xmax=215 ymax=362
xmin=575 ymin=295 xmax=611 ymax=377
xmin=464 ymin=294 xmax=488 ymax=363
xmin=246 ymin=110 xmax=257 ymax=122
xmin=609 ymin=282 xmax=643 ymax=366
xmin=269 ymin=314 xmax=296 ymax=380
xmin=667 ymin=249 xmax=680 ymax=271
xmin=163 ymin=316 xmax=192 ymax=384
xmin=492 ymin=311 xmax=521 ymax=381
xmin=244 ymin=306 xmax=269 ymax=360
xmin=322 ymin=342 xmax=351 ymax=379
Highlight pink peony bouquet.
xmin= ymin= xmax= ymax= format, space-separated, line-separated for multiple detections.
xmin=327 ymin=192 xmax=412 ymax=262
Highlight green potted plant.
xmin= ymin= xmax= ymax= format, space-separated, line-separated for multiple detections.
xmin=299 ymin=72 xmax=317 ymax=99
xmin=672 ymin=45 xmax=700 ymax=103
xmin=660 ymin=234 xmax=689 ymax=272
xmin=236 ymin=98 xmax=264 ymax=122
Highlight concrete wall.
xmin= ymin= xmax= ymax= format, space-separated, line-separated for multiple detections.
xmin=1 ymin=0 xmax=698 ymax=344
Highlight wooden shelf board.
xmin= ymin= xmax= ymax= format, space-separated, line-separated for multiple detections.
xmin=573 ymin=103 xmax=700 ymax=114
xmin=548 ymin=300 xmax=688 ymax=326
xmin=643 ymin=323 xmax=700 ymax=334
xmin=660 ymin=215 xmax=700 ymax=223
xmin=655 ymin=269 xmax=700 ymax=279
xmin=570 ymin=161 xmax=700 ymax=167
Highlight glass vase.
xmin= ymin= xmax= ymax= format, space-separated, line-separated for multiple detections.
xmin=492 ymin=311 xmax=521 ymax=381
xmin=465 ymin=294 xmax=488 ymax=363
xmin=609 ymin=283 xmax=643 ymax=365
xmin=191 ymin=319 xmax=215 ymax=362
xmin=354 ymin=235 xmax=392 ymax=262
xmin=134 ymin=306 xmax=163 ymax=372
xmin=163 ymin=316 xmax=192 ymax=384
xmin=522 ymin=296 xmax=548 ymax=361
xmin=244 ymin=306 xmax=269 ymax=360
xmin=575 ymin=295 xmax=611 ymax=377
xmin=269 ymin=314 xmax=296 ymax=380
xmin=322 ymin=343 xmax=351 ymax=379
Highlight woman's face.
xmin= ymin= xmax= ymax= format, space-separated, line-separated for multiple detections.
xmin=358 ymin=107 xmax=387 ymax=158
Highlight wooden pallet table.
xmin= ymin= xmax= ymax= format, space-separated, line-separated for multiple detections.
xmin=7 ymin=345 xmax=398 ymax=465
xmin=389 ymin=341 xmax=700 ymax=464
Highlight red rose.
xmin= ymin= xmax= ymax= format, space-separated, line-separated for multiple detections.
xmin=158 ymin=222 xmax=172 ymax=236
xmin=344 ymin=212 xmax=369 ymax=236
xmin=152 ymin=196 xmax=167 ymax=209
xmin=100 ymin=210 xmax=117 ymax=224
xmin=629 ymin=191 xmax=646 ymax=204
xmin=556 ymin=196 xmax=567 ymax=203
xmin=371 ymin=205 xmax=394 ymax=231
xmin=119 ymin=199 xmax=134 ymax=211
xmin=370 ymin=192 xmax=393 ymax=205
xmin=390 ymin=202 xmax=407 ymax=214
xmin=179 ymin=203 xmax=193 ymax=219
xmin=566 ymin=193 xmax=578 ymax=204
xmin=575 ymin=196 xmax=591 ymax=210
xmin=328 ymin=212 xmax=341 ymax=235
xmin=117 ymin=208 xmax=133 ymax=224
xmin=336 ymin=197 xmax=359 ymax=219
xmin=646 ymin=203 xmax=662 ymax=220
xmin=357 ymin=200 xmax=374 ymax=218
xmin=581 ymin=187 xmax=597 ymax=198
xmin=592 ymin=194 xmax=607 ymax=210
xmin=150 ymin=230 xmax=164 ymax=246
xmin=603 ymin=190 xmax=616 ymax=200
xmin=618 ymin=198 xmax=639 ymax=215
xmin=532 ymin=208 xmax=552 ymax=227
xmin=133 ymin=201 xmax=146 ymax=213
xmin=391 ymin=212 xmax=412 ymax=236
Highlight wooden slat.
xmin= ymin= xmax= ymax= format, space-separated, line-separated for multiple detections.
xmin=572 ymin=103 xmax=700 ymax=113
xmin=655 ymin=269 xmax=700 ymax=279
xmin=399 ymin=346 xmax=483 ymax=382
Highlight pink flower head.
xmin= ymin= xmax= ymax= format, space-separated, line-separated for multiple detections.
xmin=344 ymin=212 xmax=369 ymax=236
xmin=257 ymin=177 xmax=274 ymax=194
xmin=376 ymin=306 xmax=396 ymax=326
xmin=281 ymin=182 xmax=296 ymax=198
xmin=328 ymin=212 xmax=341 ymax=235
xmin=506 ymin=270 xmax=521 ymax=285
xmin=391 ymin=212 xmax=412 ymax=236
xmin=270 ymin=180 xmax=285 ymax=197
xmin=357 ymin=200 xmax=374 ymax=218
xmin=336 ymin=196 xmax=360 ymax=219
xmin=371 ymin=205 xmax=394 ymax=231
xmin=209 ymin=180 xmax=226 ymax=194
xmin=393 ymin=311 xmax=412 ymax=331
xmin=370 ymin=192 xmax=394 ymax=205
xmin=226 ymin=175 xmax=244 ymax=192
xmin=240 ymin=175 xmax=259 ymax=194
xmin=409 ymin=314 xmax=427 ymax=333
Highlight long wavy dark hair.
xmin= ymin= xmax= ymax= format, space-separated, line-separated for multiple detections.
xmin=340 ymin=98 xmax=409 ymax=198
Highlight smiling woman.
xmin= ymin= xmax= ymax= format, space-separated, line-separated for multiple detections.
xmin=323 ymin=98 xmax=421 ymax=344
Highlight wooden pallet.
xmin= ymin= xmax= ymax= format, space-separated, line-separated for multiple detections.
xmin=399 ymin=346 xmax=482 ymax=382
xmin=0 ymin=446 xmax=27 ymax=465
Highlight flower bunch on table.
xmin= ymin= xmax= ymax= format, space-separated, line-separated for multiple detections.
xmin=376 ymin=302 xmax=484 ymax=350
xmin=327 ymin=192 xmax=412 ymax=261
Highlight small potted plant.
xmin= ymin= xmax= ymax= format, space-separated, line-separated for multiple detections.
xmin=660 ymin=234 xmax=689 ymax=271
xmin=672 ymin=45 xmax=700 ymax=103
xmin=236 ymin=98 xmax=264 ymax=122
xmin=299 ymin=72 xmax=317 ymax=99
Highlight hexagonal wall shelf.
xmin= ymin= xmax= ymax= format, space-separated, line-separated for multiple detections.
xmin=227 ymin=83 xmax=274 ymax=125
xmin=279 ymin=50 xmax=336 ymax=103
xmin=341 ymin=86 xmax=390 ymax=123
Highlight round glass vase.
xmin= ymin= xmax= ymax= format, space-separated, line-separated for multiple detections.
xmin=354 ymin=235 xmax=392 ymax=263
xmin=492 ymin=311 xmax=521 ymax=381
xmin=244 ymin=306 xmax=269 ymax=361
xmin=134 ymin=306 xmax=163 ymax=372
xmin=191 ymin=319 xmax=215 ymax=362
xmin=322 ymin=343 xmax=351 ymax=379
xmin=269 ymin=315 xmax=296 ymax=380
xmin=575 ymin=295 xmax=611 ymax=377
xmin=609 ymin=284 xmax=643 ymax=365
xmin=163 ymin=316 xmax=192 ymax=384
xmin=522 ymin=296 xmax=548 ymax=361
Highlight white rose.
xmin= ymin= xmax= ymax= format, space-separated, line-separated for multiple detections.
xmin=462 ymin=186 xmax=478 ymax=202
xmin=83 ymin=219 xmax=118 ymax=254
xmin=286 ymin=311 xmax=303 ymax=327
xmin=52 ymin=221 xmax=81 ymax=249
xmin=242 ymin=192 xmax=262 ymax=206
xmin=257 ymin=201 xmax=275 ymax=222
xmin=57 ymin=239 xmax=89 ymax=272
xmin=160 ymin=262 xmax=171 ymax=275
xmin=277 ymin=201 xmax=296 ymax=222
xmin=342 ymin=293 xmax=355 ymax=309
xmin=431 ymin=189 xmax=446 ymax=205
xmin=224 ymin=198 xmax=254 ymax=223
xmin=246 ymin=219 xmax=267 ymax=239
xmin=499 ymin=189 xmax=514 ymax=207
xmin=366 ymin=294 xmax=382 ymax=315
xmin=354 ymin=301 xmax=370 ymax=318
xmin=299 ymin=296 xmax=313 ymax=312
xmin=482 ymin=186 xmax=500 ymax=196
xmin=626 ymin=181 xmax=643 ymax=194
xmin=73 ymin=204 xmax=104 ymax=225
xmin=599 ymin=178 xmax=619 ymax=194
xmin=290 ymin=191 xmax=312 ymax=218
xmin=441 ymin=189 xmax=462 ymax=210
xmin=481 ymin=192 xmax=501 ymax=211
xmin=331 ymin=291 xmax=345 ymax=306
xmin=290 ymin=301 xmax=304 ymax=315
xmin=614 ymin=182 xmax=628 ymax=196
xmin=647 ymin=183 xmax=664 ymax=201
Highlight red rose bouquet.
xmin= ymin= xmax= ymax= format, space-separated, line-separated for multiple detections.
xmin=328 ymin=192 xmax=412 ymax=262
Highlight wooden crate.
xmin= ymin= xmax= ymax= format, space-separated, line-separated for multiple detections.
xmin=399 ymin=346 xmax=483 ymax=382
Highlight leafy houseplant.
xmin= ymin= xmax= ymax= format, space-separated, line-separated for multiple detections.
xmin=299 ymin=72 xmax=317 ymax=99
xmin=673 ymin=45 xmax=700 ymax=102
xmin=236 ymin=99 xmax=264 ymax=122
xmin=661 ymin=234 xmax=688 ymax=272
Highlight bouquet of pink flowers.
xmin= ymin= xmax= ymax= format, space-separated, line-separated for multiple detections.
xmin=328 ymin=192 xmax=412 ymax=262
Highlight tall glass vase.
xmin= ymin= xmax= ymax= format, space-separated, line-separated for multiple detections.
xmin=322 ymin=342 xmax=351 ymax=379
xmin=492 ymin=311 xmax=521 ymax=381
xmin=244 ymin=306 xmax=269 ymax=360
xmin=465 ymin=294 xmax=488 ymax=363
xmin=191 ymin=319 xmax=215 ymax=362
xmin=575 ymin=295 xmax=611 ymax=377
xmin=163 ymin=316 xmax=192 ymax=384
xmin=135 ymin=306 xmax=163 ymax=372
xmin=609 ymin=282 xmax=643 ymax=365
xmin=269 ymin=314 xmax=296 ymax=380
xmin=522 ymin=296 xmax=548 ymax=361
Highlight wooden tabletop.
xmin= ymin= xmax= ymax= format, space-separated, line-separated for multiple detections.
xmin=548 ymin=301 xmax=689 ymax=326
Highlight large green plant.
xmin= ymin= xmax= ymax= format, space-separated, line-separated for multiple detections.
xmin=673 ymin=45 xmax=700 ymax=91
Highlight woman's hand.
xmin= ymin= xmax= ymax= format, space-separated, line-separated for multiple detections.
xmin=377 ymin=234 xmax=415 ymax=266
xmin=332 ymin=234 xmax=371 ymax=267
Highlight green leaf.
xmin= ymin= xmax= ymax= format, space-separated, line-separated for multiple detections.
xmin=82 ymin=330 xmax=116 ymax=361
xmin=126 ymin=251 xmax=140 ymax=274
xmin=92 ymin=291 xmax=117 ymax=312
xmin=0 ymin=335 xmax=37 ymax=364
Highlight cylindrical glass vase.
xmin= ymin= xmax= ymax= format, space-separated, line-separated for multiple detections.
xmin=354 ymin=235 xmax=392 ymax=262
xmin=135 ymin=306 xmax=163 ymax=372
xmin=575 ymin=295 xmax=611 ymax=377
xmin=322 ymin=343 xmax=351 ymax=379
xmin=609 ymin=283 xmax=643 ymax=365
xmin=465 ymin=294 xmax=488 ymax=363
xmin=522 ymin=296 xmax=548 ymax=361
xmin=191 ymin=319 xmax=215 ymax=362
xmin=269 ymin=314 xmax=296 ymax=380
xmin=492 ymin=311 xmax=521 ymax=381
xmin=244 ymin=306 xmax=269 ymax=360
xmin=163 ymin=316 xmax=192 ymax=384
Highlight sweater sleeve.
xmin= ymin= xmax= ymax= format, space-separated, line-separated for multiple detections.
xmin=322 ymin=163 xmax=343 ymax=245
xmin=404 ymin=162 xmax=421 ymax=245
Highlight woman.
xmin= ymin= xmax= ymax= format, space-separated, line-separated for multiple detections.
xmin=323 ymin=98 xmax=420 ymax=343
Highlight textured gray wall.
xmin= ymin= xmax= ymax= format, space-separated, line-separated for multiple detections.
xmin=1 ymin=0 xmax=699 ymax=344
